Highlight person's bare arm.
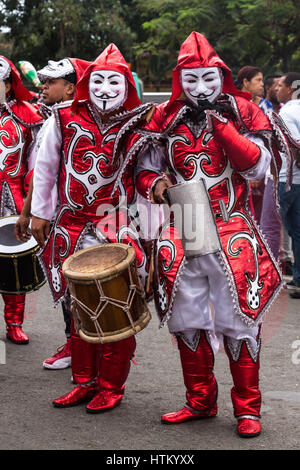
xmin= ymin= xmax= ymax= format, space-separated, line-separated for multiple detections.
xmin=31 ymin=215 xmax=50 ymax=249
xmin=151 ymin=178 xmax=173 ymax=204
xmin=15 ymin=176 xmax=34 ymax=242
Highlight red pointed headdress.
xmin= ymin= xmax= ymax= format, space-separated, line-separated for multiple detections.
xmin=72 ymin=44 xmax=141 ymax=112
xmin=169 ymin=32 xmax=251 ymax=104
xmin=0 ymin=56 xmax=33 ymax=101
xmin=69 ymin=58 xmax=91 ymax=82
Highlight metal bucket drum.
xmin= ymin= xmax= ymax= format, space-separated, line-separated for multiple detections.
xmin=0 ymin=215 xmax=46 ymax=294
xmin=165 ymin=180 xmax=222 ymax=258
xmin=62 ymin=243 xmax=151 ymax=344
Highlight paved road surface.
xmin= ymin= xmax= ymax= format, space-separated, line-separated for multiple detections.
xmin=0 ymin=282 xmax=299 ymax=452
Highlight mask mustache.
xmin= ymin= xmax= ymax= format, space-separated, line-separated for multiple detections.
xmin=94 ymin=91 xmax=119 ymax=100
xmin=190 ymin=89 xmax=215 ymax=99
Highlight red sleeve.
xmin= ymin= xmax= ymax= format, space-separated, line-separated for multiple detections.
xmin=136 ymin=169 xmax=164 ymax=201
xmin=207 ymin=110 xmax=261 ymax=172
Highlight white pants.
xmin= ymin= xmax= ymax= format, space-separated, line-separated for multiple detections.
xmin=168 ymin=253 xmax=260 ymax=355
xmin=80 ymin=230 xmax=104 ymax=250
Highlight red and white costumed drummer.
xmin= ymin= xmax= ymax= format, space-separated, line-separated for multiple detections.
xmin=30 ymin=44 xmax=153 ymax=412
xmin=15 ymin=57 xmax=91 ymax=369
xmin=0 ymin=56 xmax=43 ymax=344
xmin=136 ymin=32 xmax=287 ymax=437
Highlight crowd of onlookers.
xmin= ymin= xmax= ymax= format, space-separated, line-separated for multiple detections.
xmin=235 ymin=66 xmax=300 ymax=298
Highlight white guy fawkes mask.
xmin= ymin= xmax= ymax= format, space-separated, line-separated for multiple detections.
xmin=89 ymin=70 xmax=127 ymax=113
xmin=0 ymin=58 xmax=11 ymax=81
xmin=181 ymin=67 xmax=223 ymax=106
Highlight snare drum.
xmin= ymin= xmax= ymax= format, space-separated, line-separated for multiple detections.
xmin=0 ymin=215 xmax=46 ymax=294
xmin=63 ymin=243 xmax=151 ymax=344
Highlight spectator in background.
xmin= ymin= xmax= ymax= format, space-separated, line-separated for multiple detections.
xmin=260 ymin=73 xmax=293 ymax=275
xmin=236 ymin=66 xmax=265 ymax=223
xmin=259 ymin=74 xmax=282 ymax=263
xmin=263 ymin=74 xmax=281 ymax=114
xmin=276 ymin=72 xmax=300 ymax=297
xmin=236 ymin=65 xmax=264 ymax=105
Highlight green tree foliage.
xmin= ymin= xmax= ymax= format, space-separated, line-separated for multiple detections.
xmin=131 ymin=0 xmax=215 ymax=88
xmin=0 ymin=0 xmax=299 ymax=88
xmin=224 ymin=0 xmax=300 ymax=74
xmin=0 ymin=0 xmax=136 ymax=68
xmin=133 ymin=0 xmax=300 ymax=85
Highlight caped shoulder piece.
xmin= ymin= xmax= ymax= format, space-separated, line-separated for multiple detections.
xmin=4 ymin=100 xmax=44 ymax=127
xmin=230 ymin=95 xmax=272 ymax=134
xmin=141 ymin=100 xmax=189 ymax=135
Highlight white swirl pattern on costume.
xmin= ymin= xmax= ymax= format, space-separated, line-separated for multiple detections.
xmin=49 ymin=205 xmax=72 ymax=294
xmin=64 ymin=122 xmax=118 ymax=208
xmin=156 ymin=227 xmax=177 ymax=312
xmin=227 ymin=211 xmax=263 ymax=311
xmin=166 ymin=132 xmax=236 ymax=214
xmin=0 ymin=115 xmax=24 ymax=176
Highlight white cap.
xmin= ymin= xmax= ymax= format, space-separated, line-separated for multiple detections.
xmin=37 ymin=58 xmax=75 ymax=82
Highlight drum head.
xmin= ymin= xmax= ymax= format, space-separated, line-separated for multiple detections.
xmin=0 ymin=216 xmax=38 ymax=255
xmin=63 ymin=243 xmax=136 ymax=281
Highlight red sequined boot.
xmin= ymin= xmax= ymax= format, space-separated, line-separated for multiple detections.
xmin=53 ymin=382 xmax=98 ymax=408
xmin=237 ymin=417 xmax=261 ymax=438
xmin=3 ymin=294 xmax=29 ymax=344
xmin=86 ymin=336 xmax=136 ymax=413
xmin=161 ymin=331 xmax=218 ymax=424
xmin=225 ymin=338 xmax=261 ymax=437
xmin=53 ymin=320 xmax=100 ymax=407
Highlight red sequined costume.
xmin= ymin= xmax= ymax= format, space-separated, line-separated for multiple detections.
xmin=31 ymin=45 xmax=153 ymax=412
xmin=0 ymin=56 xmax=43 ymax=344
xmin=136 ymin=33 xmax=292 ymax=437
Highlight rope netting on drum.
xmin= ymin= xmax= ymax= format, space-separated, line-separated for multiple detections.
xmin=67 ymin=263 xmax=145 ymax=339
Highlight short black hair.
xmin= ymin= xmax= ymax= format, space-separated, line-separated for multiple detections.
xmin=64 ymin=72 xmax=77 ymax=84
xmin=264 ymin=74 xmax=281 ymax=88
xmin=283 ymin=72 xmax=300 ymax=88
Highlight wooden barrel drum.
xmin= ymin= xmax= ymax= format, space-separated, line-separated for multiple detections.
xmin=62 ymin=243 xmax=151 ymax=344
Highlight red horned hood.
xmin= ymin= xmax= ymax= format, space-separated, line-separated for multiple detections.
xmin=69 ymin=58 xmax=91 ymax=82
xmin=169 ymin=32 xmax=251 ymax=105
xmin=0 ymin=56 xmax=32 ymax=102
xmin=72 ymin=44 xmax=141 ymax=112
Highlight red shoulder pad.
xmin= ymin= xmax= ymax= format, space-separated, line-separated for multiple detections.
xmin=9 ymin=100 xmax=44 ymax=127
xmin=142 ymin=100 xmax=187 ymax=134
xmin=234 ymin=96 xmax=272 ymax=133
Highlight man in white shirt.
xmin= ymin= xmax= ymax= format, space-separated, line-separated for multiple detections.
xmin=276 ymin=72 xmax=300 ymax=296
xmin=15 ymin=58 xmax=90 ymax=366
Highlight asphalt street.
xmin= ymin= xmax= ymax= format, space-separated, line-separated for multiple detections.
xmin=0 ymin=280 xmax=299 ymax=452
